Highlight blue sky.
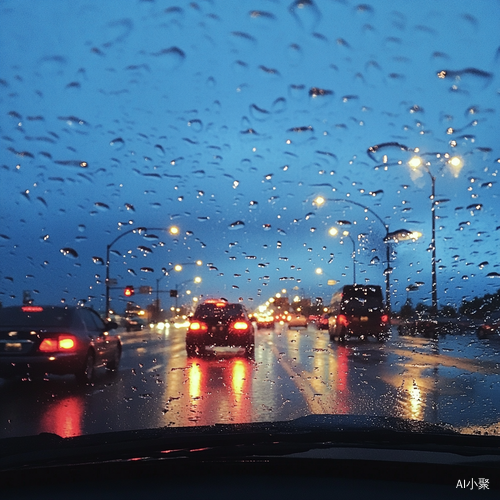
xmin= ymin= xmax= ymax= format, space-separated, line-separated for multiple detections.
xmin=1 ymin=0 xmax=499 ymax=313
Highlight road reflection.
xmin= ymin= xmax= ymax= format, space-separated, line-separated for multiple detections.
xmin=163 ymin=354 xmax=253 ymax=426
xmin=39 ymin=395 xmax=84 ymax=437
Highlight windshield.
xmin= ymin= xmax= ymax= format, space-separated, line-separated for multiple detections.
xmin=1 ymin=0 xmax=499 ymax=445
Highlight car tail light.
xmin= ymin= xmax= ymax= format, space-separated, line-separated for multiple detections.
xmin=381 ymin=314 xmax=389 ymax=323
xmin=337 ymin=314 xmax=349 ymax=327
xmin=231 ymin=320 xmax=250 ymax=332
xmin=39 ymin=335 xmax=77 ymax=352
xmin=189 ymin=321 xmax=208 ymax=333
xmin=58 ymin=336 xmax=76 ymax=350
xmin=22 ymin=306 xmax=43 ymax=312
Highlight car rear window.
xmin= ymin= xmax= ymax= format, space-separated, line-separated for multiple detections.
xmin=193 ymin=304 xmax=245 ymax=321
xmin=0 ymin=307 xmax=74 ymax=328
xmin=340 ymin=287 xmax=384 ymax=314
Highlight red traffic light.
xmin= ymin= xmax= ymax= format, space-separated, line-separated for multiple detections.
xmin=124 ymin=286 xmax=135 ymax=297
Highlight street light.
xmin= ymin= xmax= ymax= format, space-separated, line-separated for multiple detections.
xmin=407 ymin=153 xmax=463 ymax=314
xmin=105 ymin=225 xmax=180 ymax=318
xmin=315 ymin=197 xmax=421 ymax=312
xmin=155 ymin=261 xmax=203 ymax=312
xmin=328 ymin=227 xmax=357 ymax=284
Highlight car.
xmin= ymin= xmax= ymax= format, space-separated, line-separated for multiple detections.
xmin=317 ymin=313 xmax=330 ymax=330
xmin=186 ymin=300 xmax=255 ymax=357
xmin=0 ymin=305 xmax=121 ymax=383
xmin=124 ymin=316 xmax=146 ymax=332
xmin=477 ymin=311 xmax=500 ymax=339
xmin=275 ymin=312 xmax=292 ymax=323
xmin=254 ymin=312 xmax=275 ymax=329
xmin=329 ymin=285 xmax=390 ymax=341
xmin=288 ymin=313 xmax=308 ymax=329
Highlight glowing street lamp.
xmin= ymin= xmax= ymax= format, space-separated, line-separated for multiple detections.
xmin=407 ymin=153 xmax=463 ymax=313
xmin=328 ymin=227 xmax=357 ymax=284
xmin=317 ymin=197 xmax=422 ymax=311
xmin=105 ymin=226 xmax=179 ymax=318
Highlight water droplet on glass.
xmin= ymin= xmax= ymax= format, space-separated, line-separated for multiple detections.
xmin=289 ymin=0 xmax=321 ymax=31
xmin=92 ymin=256 xmax=104 ymax=265
xmin=110 ymin=137 xmax=125 ymax=150
xmin=141 ymin=267 xmax=154 ymax=273
xmin=60 ymin=248 xmax=78 ymax=259
xmin=229 ymin=220 xmax=245 ymax=230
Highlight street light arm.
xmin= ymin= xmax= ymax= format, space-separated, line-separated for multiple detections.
xmin=328 ymin=198 xmax=389 ymax=235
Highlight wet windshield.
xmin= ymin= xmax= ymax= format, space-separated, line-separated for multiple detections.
xmin=1 ymin=0 xmax=499 ymax=441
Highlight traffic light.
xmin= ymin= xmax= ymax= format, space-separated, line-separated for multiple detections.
xmin=124 ymin=286 xmax=135 ymax=297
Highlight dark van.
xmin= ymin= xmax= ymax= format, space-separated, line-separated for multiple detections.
xmin=329 ymin=285 xmax=389 ymax=341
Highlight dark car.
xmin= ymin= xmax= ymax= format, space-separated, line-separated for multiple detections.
xmin=186 ymin=300 xmax=255 ymax=357
xmin=329 ymin=285 xmax=389 ymax=341
xmin=477 ymin=311 xmax=500 ymax=339
xmin=125 ymin=316 xmax=146 ymax=332
xmin=0 ymin=305 xmax=121 ymax=383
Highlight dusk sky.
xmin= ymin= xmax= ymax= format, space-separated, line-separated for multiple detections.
xmin=1 ymin=0 xmax=499 ymax=313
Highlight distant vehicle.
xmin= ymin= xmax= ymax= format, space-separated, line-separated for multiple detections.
xmin=397 ymin=312 xmax=440 ymax=337
xmin=186 ymin=299 xmax=255 ymax=357
xmin=288 ymin=314 xmax=308 ymax=329
xmin=275 ymin=311 xmax=292 ymax=323
xmin=125 ymin=316 xmax=146 ymax=332
xmin=477 ymin=311 xmax=500 ymax=339
xmin=254 ymin=312 xmax=274 ymax=329
xmin=317 ymin=313 xmax=329 ymax=330
xmin=329 ymin=285 xmax=389 ymax=341
xmin=0 ymin=305 xmax=121 ymax=383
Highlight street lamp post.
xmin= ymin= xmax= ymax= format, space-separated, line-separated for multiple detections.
xmin=408 ymin=153 xmax=463 ymax=314
xmin=105 ymin=225 xmax=179 ymax=318
xmin=328 ymin=227 xmax=357 ymax=284
xmin=317 ymin=197 xmax=420 ymax=312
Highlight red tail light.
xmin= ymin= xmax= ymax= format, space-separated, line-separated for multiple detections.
xmin=381 ymin=314 xmax=389 ymax=323
xmin=189 ymin=321 xmax=208 ymax=333
xmin=230 ymin=320 xmax=250 ymax=332
xmin=39 ymin=335 xmax=77 ymax=352
xmin=22 ymin=306 xmax=43 ymax=312
xmin=337 ymin=314 xmax=349 ymax=327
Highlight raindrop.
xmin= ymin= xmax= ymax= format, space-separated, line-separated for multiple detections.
xmin=60 ymin=248 xmax=78 ymax=259
xmin=151 ymin=46 xmax=186 ymax=69
xmin=367 ymin=142 xmax=411 ymax=164
xmin=487 ymin=272 xmax=500 ymax=278
xmin=272 ymin=97 xmax=287 ymax=113
xmin=229 ymin=220 xmax=245 ymax=230
xmin=263 ymin=224 xmax=272 ymax=231
xmin=138 ymin=246 xmax=153 ymax=254
xmin=187 ymin=119 xmax=203 ymax=132
xmin=140 ymin=267 xmax=154 ymax=273
xmin=309 ymin=87 xmax=333 ymax=98
xmin=128 ymin=269 xmax=137 ymax=276
xmin=155 ymin=144 xmax=165 ymax=157
xmin=78 ymin=225 xmax=86 ymax=232
xmin=95 ymin=202 xmax=110 ymax=211
xmin=92 ymin=256 xmax=104 ymax=265
xmin=370 ymin=256 xmax=380 ymax=265
xmin=250 ymin=104 xmax=270 ymax=121
xmin=110 ymin=137 xmax=125 ymax=150
xmin=125 ymin=203 xmax=135 ymax=211
xmin=289 ymin=0 xmax=321 ymax=31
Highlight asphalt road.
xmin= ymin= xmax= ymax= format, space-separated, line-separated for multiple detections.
xmin=1 ymin=323 xmax=500 ymax=439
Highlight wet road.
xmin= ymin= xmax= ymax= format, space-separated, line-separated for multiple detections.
xmin=1 ymin=323 xmax=500 ymax=439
